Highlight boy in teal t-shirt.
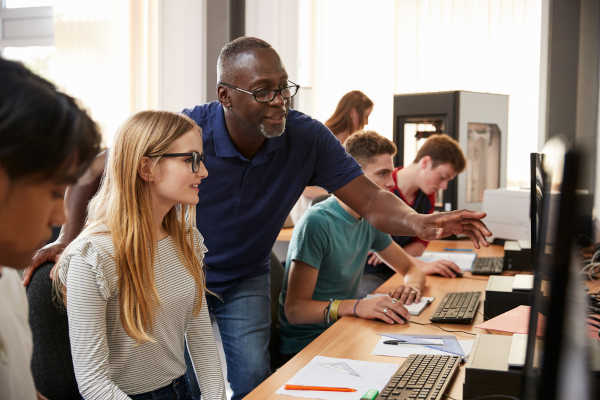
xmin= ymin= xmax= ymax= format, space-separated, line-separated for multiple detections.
xmin=279 ymin=131 xmax=426 ymax=357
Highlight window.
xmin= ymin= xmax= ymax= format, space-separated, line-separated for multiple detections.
xmin=296 ymin=0 xmax=542 ymax=188
xmin=1 ymin=1 xmax=159 ymax=146
xmin=1 ymin=1 xmax=55 ymax=105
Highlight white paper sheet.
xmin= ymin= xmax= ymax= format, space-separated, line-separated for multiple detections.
xmin=276 ymin=356 xmax=399 ymax=399
xmin=372 ymin=335 xmax=474 ymax=359
xmin=417 ymin=251 xmax=477 ymax=271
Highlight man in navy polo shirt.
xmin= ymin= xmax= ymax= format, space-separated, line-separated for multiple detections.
xmin=182 ymin=37 xmax=490 ymax=399
xmin=25 ymin=36 xmax=491 ymax=400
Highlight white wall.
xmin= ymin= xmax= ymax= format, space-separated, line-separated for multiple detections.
xmin=245 ymin=0 xmax=300 ymax=80
xmin=538 ymin=0 xmax=550 ymax=151
xmin=158 ymin=0 xmax=206 ymax=111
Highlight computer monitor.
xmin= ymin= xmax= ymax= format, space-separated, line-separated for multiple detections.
xmin=522 ymin=138 xmax=592 ymax=399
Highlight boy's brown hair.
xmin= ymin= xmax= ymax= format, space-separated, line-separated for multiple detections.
xmin=344 ymin=130 xmax=396 ymax=166
xmin=414 ymin=134 xmax=466 ymax=173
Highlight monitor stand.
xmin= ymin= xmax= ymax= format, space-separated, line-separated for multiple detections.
xmin=484 ymin=275 xmax=533 ymax=320
xmin=463 ymin=334 xmax=525 ymax=398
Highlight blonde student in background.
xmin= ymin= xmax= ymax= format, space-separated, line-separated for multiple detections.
xmin=279 ymin=131 xmax=426 ymax=360
xmin=55 ymin=111 xmax=226 ymax=400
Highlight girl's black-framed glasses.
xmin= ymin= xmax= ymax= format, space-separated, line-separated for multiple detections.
xmin=159 ymin=151 xmax=205 ymax=173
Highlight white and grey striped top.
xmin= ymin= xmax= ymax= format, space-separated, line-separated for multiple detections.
xmin=57 ymin=228 xmax=226 ymax=400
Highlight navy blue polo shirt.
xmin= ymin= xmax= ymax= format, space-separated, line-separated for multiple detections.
xmin=183 ymin=101 xmax=363 ymax=295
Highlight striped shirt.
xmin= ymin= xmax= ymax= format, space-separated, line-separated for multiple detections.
xmin=57 ymin=228 xmax=226 ymax=400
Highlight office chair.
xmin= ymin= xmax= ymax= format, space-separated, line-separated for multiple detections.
xmin=269 ymin=252 xmax=286 ymax=370
xmin=27 ymin=261 xmax=80 ymax=399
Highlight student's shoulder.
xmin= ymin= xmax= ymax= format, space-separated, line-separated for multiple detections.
xmin=296 ymin=199 xmax=339 ymax=233
xmin=61 ymin=228 xmax=115 ymax=270
xmin=57 ymin=229 xmax=117 ymax=297
xmin=188 ymin=226 xmax=209 ymax=257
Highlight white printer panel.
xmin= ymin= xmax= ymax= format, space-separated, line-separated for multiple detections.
xmin=482 ymin=188 xmax=530 ymax=241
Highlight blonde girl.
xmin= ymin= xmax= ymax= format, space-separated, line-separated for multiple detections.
xmin=56 ymin=111 xmax=226 ymax=400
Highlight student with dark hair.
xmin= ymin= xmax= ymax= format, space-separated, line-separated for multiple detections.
xmin=280 ymin=131 xmax=425 ymax=359
xmin=359 ymin=134 xmax=467 ymax=295
xmin=0 ymin=57 xmax=101 ymax=400
xmin=24 ymin=37 xmax=490 ymax=399
xmin=25 ymin=150 xmax=106 ymax=400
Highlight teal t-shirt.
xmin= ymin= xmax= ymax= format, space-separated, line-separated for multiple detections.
xmin=278 ymin=196 xmax=392 ymax=355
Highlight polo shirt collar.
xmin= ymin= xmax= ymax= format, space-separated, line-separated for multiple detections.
xmin=212 ymin=105 xmax=286 ymax=164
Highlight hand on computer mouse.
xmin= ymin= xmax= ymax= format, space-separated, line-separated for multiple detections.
xmin=357 ymin=295 xmax=409 ymax=325
xmin=419 ymin=259 xmax=463 ymax=278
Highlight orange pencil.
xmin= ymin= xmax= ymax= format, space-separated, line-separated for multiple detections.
xmin=284 ymin=384 xmax=357 ymax=392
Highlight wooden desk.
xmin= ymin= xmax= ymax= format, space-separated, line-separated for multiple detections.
xmin=245 ymin=240 xmax=502 ymax=399
xmin=277 ymin=227 xmax=293 ymax=242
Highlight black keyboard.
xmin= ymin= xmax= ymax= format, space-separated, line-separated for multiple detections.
xmin=471 ymin=257 xmax=504 ymax=275
xmin=376 ymin=354 xmax=461 ymax=400
xmin=430 ymin=291 xmax=481 ymax=324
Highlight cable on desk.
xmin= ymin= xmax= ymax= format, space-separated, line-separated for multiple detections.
xmin=409 ymin=320 xmax=477 ymax=336
xmin=581 ymin=262 xmax=600 ymax=280
xmin=581 ymin=247 xmax=600 ymax=280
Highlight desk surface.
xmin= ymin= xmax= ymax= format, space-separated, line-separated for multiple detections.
xmin=277 ymin=227 xmax=293 ymax=242
xmin=245 ymin=240 xmax=502 ymax=399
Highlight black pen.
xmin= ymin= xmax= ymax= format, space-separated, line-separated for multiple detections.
xmin=382 ymin=338 xmax=444 ymax=345
xmin=383 ymin=339 xmax=408 ymax=345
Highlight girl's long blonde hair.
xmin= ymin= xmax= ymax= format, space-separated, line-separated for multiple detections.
xmin=59 ymin=111 xmax=205 ymax=343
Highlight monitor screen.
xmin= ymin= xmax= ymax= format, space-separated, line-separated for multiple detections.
xmin=522 ymin=138 xmax=591 ymax=400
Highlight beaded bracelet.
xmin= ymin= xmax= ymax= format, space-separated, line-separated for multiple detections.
xmin=330 ymin=299 xmax=342 ymax=322
xmin=353 ymin=298 xmax=361 ymax=317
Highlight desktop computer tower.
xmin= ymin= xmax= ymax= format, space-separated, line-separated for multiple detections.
xmin=392 ymin=91 xmax=508 ymax=211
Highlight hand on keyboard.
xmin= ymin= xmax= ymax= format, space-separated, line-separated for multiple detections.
xmin=357 ymin=295 xmax=409 ymax=325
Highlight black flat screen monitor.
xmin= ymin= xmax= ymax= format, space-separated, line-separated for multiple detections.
xmin=522 ymin=138 xmax=591 ymax=400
